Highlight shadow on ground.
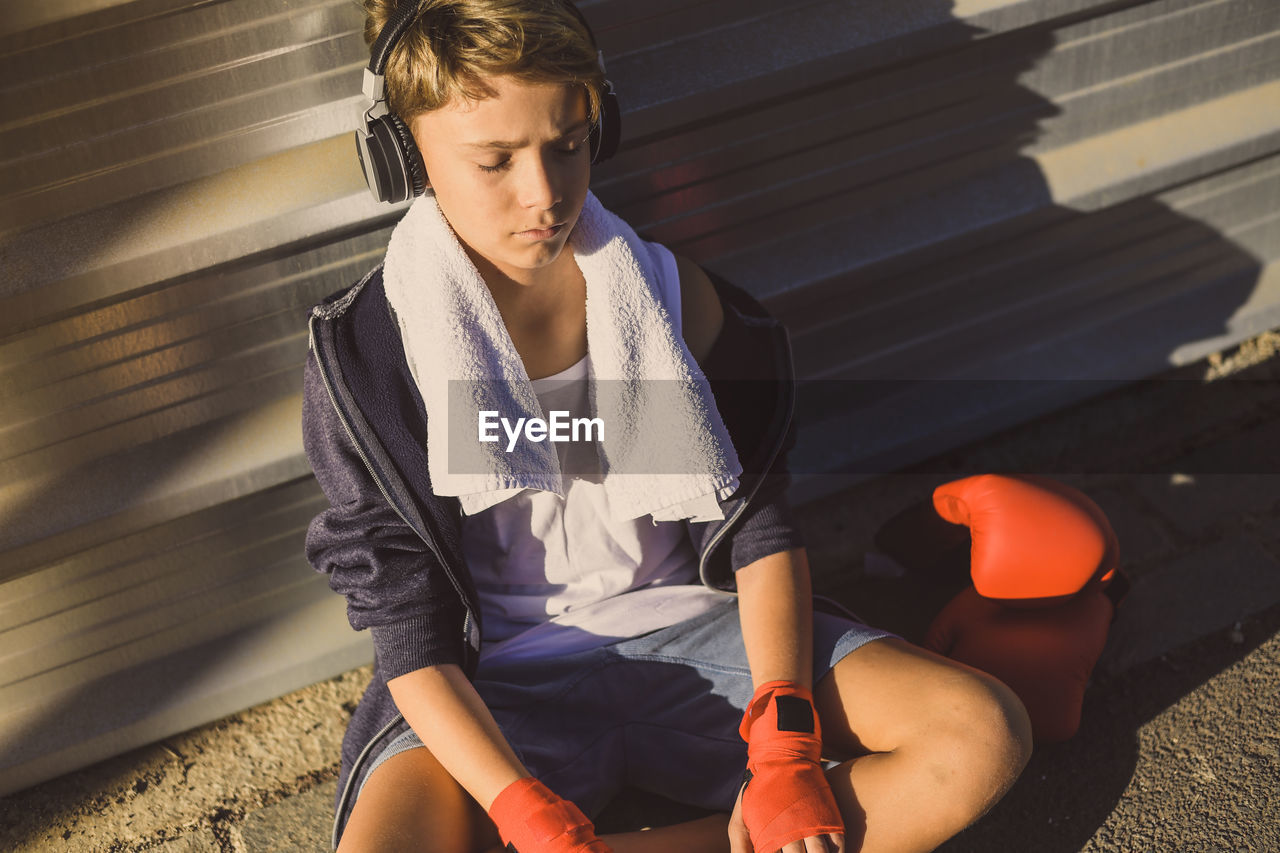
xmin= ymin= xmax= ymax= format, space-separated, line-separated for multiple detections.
xmin=599 ymin=349 xmax=1280 ymax=848
xmin=936 ymin=599 xmax=1280 ymax=853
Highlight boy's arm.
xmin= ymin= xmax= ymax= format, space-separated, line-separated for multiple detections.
xmin=735 ymin=547 xmax=813 ymax=688
xmin=387 ymin=663 xmax=528 ymax=809
xmin=673 ymin=254 xmax=841 ymax=849
xmin=734 ymin=547 xmax=846 ymax=853
xmin=673 ymin=252 xmax=814 ymax=684
xmin=389 ymin=665 xmax=612 ymax=852
xmin=305 ymin=357 xmax=609 ymax=849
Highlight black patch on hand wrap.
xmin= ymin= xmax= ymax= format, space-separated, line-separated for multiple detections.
xmin=775 ymin=695 xmax=815 ymax=733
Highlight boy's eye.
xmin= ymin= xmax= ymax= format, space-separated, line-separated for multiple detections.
xmin=477 ymin=138 xmax=588 ymax=174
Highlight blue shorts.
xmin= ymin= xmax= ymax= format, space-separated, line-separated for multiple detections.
xmin=357 ymin=598 xmax=895 ymax=818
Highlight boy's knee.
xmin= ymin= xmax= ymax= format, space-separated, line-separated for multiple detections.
xmin=926 ymin=669 xmax=1033 ymax=817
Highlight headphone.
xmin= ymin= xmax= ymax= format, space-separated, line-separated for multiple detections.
xmin=355 ymin=0 xmax=621 ymax=204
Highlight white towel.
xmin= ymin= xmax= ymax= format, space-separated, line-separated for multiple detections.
xmin=382 ymin=191 xmax=742 ymax=523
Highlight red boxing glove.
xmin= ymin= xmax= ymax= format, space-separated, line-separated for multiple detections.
xmin=933 ymin=474 xmax=1119 ymax=603
xmin=925 ymin=585 xmax=1114 ymax=742
xmin=487 ymin=777 xmax=611 ymax=853
xmin=738 ymin=681 xmax=843 ymax=853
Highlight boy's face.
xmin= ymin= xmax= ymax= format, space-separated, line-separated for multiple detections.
xmin=410 ymin=75 xmax=593 ymax=285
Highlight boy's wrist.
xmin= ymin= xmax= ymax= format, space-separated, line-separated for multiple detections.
xmin=739 ymin=680 xmax=821 ymax=755
xmin=487 ymin=778 xmax=610 ymax=852
xmin=736 ymin=681 xmax=844 ymax=852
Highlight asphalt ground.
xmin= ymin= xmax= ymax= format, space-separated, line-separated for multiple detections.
xmin=3 ymin=331 xmax=1278 ymax=852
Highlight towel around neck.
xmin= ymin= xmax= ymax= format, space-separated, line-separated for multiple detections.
xmin=381 ymin=191 xmax=741 ymax=523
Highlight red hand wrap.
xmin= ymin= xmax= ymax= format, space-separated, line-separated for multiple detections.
xmin=487 ymin=778 xmax=610 ymax=853
xmin=739 ymin=681 xmax=843 ymax=853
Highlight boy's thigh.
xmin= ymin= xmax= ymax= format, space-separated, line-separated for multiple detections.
xmin=340 ymin=745 xmax=501 ymax=853
xmin=814 ymin=636 xmax=1028 ymax=759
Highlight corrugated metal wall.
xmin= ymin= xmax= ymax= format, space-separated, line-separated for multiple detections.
xmin=2 ymin=0 xmax=1277 ymax=795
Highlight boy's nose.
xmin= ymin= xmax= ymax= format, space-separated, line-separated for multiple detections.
xmin=517 ymin=153 xmax=562 ymax=210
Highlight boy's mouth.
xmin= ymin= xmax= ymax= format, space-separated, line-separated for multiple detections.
xmin=515 ymin=223 xmax=565 ymax=241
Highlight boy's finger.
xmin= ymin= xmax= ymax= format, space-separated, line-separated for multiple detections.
xmin=727 ymin=795 xmax=753 ymax=853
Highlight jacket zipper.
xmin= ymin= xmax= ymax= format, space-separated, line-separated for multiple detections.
xmin=309 ymin=317 xmax=435 ymax=557
xmin=697 ymin=322 xmax=797 ymax=587
xmin=308 ymin=315 xmax=478 ymax=653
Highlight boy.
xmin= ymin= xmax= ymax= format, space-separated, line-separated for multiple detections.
xmin=303 ymin=1 xmax=1033 ymax=851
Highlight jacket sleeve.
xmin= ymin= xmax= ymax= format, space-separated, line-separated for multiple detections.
xmin=727 ymin=413 xmax=805 ymax=572
xmin=697 ymin=290 xmax=807 ymax=576
xmin=302 ymin=351 xmax=467 ymax=679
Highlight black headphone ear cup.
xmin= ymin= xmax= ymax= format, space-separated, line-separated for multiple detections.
xmin=590 ymin=84 xmax=621 ymax=164
xmin=356 ymin=114 xmax=427 ymax=204
xmin=388 ymin=113 xmax=428 ymax=197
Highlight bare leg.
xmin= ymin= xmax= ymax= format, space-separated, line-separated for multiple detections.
xmin=343 ymin=744 xmax=731 ymax=853
xmin=599 ymin=815 xmax=731 ymax=853
xmin=813 ymin=638 xmax=1034 ymax=853
xmin=338 ymin=746 xmax=499 ymax=853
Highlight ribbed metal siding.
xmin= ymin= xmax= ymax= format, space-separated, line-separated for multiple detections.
xmin=1 ymin=0 xmax=1276 ymax=794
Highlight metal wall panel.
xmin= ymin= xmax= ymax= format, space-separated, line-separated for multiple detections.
xmin=1 ymin=0 xmax=1277 ymax=794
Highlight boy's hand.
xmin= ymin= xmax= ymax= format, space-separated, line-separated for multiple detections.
xmin=488 ymin=777 xmax=612 ymax=852
xmin=729 ymin=784 xmax=844 ymax=853
xmin=734 ymin=681 xmax=846 ymax=853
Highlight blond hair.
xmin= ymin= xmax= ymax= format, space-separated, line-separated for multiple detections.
xmin=363 ymin=0 xmax=606 ymax=125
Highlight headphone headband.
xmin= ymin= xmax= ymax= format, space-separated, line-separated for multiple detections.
xmin=368 ymin=0 xmax=423 ymax=77
xmin=356 ymin=0 xmax=620 ymax=204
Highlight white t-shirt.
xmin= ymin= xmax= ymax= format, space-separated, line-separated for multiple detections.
xmin=461 ymin=242 xmax=732 ymax=665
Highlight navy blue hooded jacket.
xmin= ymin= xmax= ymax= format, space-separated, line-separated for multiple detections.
xmin=302 ymin=263 xmax=803 ymax=845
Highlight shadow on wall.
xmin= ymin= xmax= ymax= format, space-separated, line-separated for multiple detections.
xmin=603 ymin=1 xmax=1275 ymax=477
xmin=602 ymin=0 xmax=1277 ymax=845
